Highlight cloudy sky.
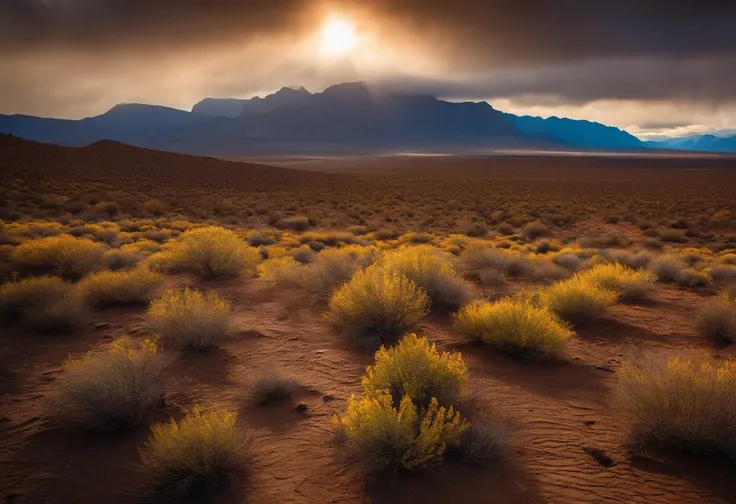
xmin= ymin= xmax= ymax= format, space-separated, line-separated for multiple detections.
xmin=1 ymin=0 xmax=735 ymax=139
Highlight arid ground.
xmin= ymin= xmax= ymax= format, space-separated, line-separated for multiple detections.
xmin=2 ymin=135 xmax=736 ymax=504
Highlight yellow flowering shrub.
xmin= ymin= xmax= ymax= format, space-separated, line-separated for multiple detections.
xmin=362 ymin=334 xmax=468 ymax=406
xmin=77 ymin=266 xmax=163 ymax=307
xmin=454 ymin=299 xmax=572 ymax=360
xmin=140 ymin=406 xmax=248 ymax=491
xmin=333 ymin=392 xmax=468 ymax=472
xmin=577 ymin=263 xmax=656 ymax=301
xmin=147 ymin=288 xmax=231 ymax=350
xmin=12 ymin=234 xmax=105 ymax=279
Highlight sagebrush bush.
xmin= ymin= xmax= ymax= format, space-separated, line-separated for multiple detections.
xmin=257 ymin=256 xmax=300 ymax=283
xmin=78 ymin=266 xmax=163 ymax=307
xmin=454 ymin=299 xmax=572 ymax=360
xmin=650 ymin=255 xmax=684 ymax=283
xmin=0 ymin=276 xmax=86 ymax=332
xmin=376 ymin=245 xmax=472 ymax=309
xmin=459 ymin=245 xmax=531 ymax=278
xmin=539 ymin=276 xmax=617 ymax=324
xmin=457 ymin=424 xmax=507 ymax=465
xmin=11 ymin=234 xmax=105 ymax=279
xmin=328 ymin=266 xmax=429 ymax=347
xmin=162 ymin=226 xmax=260 ymax=279
xmin=613 ymin=352 xmax=736 ymax=456
xmin=102 ymin=248 xmax=142 ymax=270
xmin=333 ymin=393 xmax=468 ymax=472
xmin=298 ymin=246 xmax=375 ymax=299
xmin=578 ymin=263 xmax=656 ymax=301
xmin=696 ymin=298 xmax=736 ymax=344
xmin=147 ymin=288 xmax=231 ymax=350
xmin=50 ymin=337 xmax=166 ymax=430
xmin=140 ymin=406 xmax=249 ymax=492
xmin=677 ymin=268 xmax=711 ymax=288
xmin=362 ymin=334 xmax=468 ymax=407
xmin=708 ymin=265 xmax=736 ymax=284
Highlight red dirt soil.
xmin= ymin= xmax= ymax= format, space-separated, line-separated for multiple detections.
xmin=2 ymin=276 xmax=736 ymax=504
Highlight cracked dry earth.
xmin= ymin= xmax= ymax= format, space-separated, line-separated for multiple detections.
xmin=2 ymin=277 xmax=736 ymax=504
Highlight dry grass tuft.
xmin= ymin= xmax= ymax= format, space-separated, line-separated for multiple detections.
xmin=250 ymin=371 xmax=298 ymax=405
xmin=147 ymin=288 xmax=232 ymax=350
xmin=613 ymin=351 xmax=736 ymax=457
xmin=454 ymin=299 xmax=572 ymax=360
xmin=696 ymin=297 xmax=736 ymax=344
xmin=50 ymin=337 xmax=167 ymax=430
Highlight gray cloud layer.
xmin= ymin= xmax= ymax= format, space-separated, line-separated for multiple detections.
xmin=1 ymin=0 xmax=735 ymax=131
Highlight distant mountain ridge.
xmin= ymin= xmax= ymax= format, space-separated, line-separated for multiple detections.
xmin=0 ymin=81 xmax=652 ymax=155
xmin=646 ymin=134 xmax=736 ymax=153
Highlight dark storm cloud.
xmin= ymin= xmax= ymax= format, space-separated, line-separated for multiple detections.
xmin=1 ymin=0 xmax=735 ymax=118
xmin=2 ymin=0 xmax=734 ymax=61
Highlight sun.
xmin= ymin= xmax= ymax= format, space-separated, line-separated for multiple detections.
xmin=321 ymin=18 xmax=356 ymax=55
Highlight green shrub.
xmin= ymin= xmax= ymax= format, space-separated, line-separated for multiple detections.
xmin=11 ymin=235 xmax=105 ymax=279
xmin=147 ymin=288 xmax=231 ymax=350
xmin=696 ymin=298 xmax=736 ymax=344
xmin=578 ymin=263 xmax=656 ymax=301
xmin=140 ymin=406 xmax=249 ymax=492
xmin=454 ymin=299 xmax=572 ymax=360
xmin=50 ymin=337 xmax=166 ymax=430
xmin=613 ymin=352 xmax=736 ymax=456
xmin=162 ymin=226 xmax=260 ymax=279
xmin=78 ymin=267 xmax=163 ymax=307
xmin=327 ymin=266 xmax=429 ymax=348
xmin=333 ymin=393 xmax=468 ymax=472
xmin=362 ymin=334 xmax=468 ymax=407
xmin=539 ymin=276 xmax=617 ymax=324
xmin=376 ymin=245 xmax=472 ymax=309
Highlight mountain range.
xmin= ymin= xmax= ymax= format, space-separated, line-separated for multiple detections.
xmin=1 ymin=81 xmax=724 ymax=156
xmin=646 ymin=134 xmax=736 ymax=153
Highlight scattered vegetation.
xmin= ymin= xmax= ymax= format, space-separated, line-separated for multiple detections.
xmin=250 ymin=371 xmax=298 ymax=405
xmin=147 ymin=288 xmax=232 ymax=350
xmin=0 ymin=275 xmax=86 ymax=332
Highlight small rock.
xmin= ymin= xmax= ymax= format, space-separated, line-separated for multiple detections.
xmin=94 ymin=323 xmax=110 ymax=330
xmin=322 ymin=394 xmax=336 ymax=402
xmin=295 ymin=403 xmax=308 ymax=413
xmin=288 ymin=336 xmax=299 ymax=341
xmin=583 ymin=420 xmax=597 ymax=426
xmin=583 ymin=447 xmax=616 ymax=467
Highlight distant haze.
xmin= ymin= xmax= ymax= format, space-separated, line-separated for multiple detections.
xmin=1 ymin=0 xmax=735 ymax=139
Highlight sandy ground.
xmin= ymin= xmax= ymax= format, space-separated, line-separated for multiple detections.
xmin=2 ymin=276 xmax=736 ymax=504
